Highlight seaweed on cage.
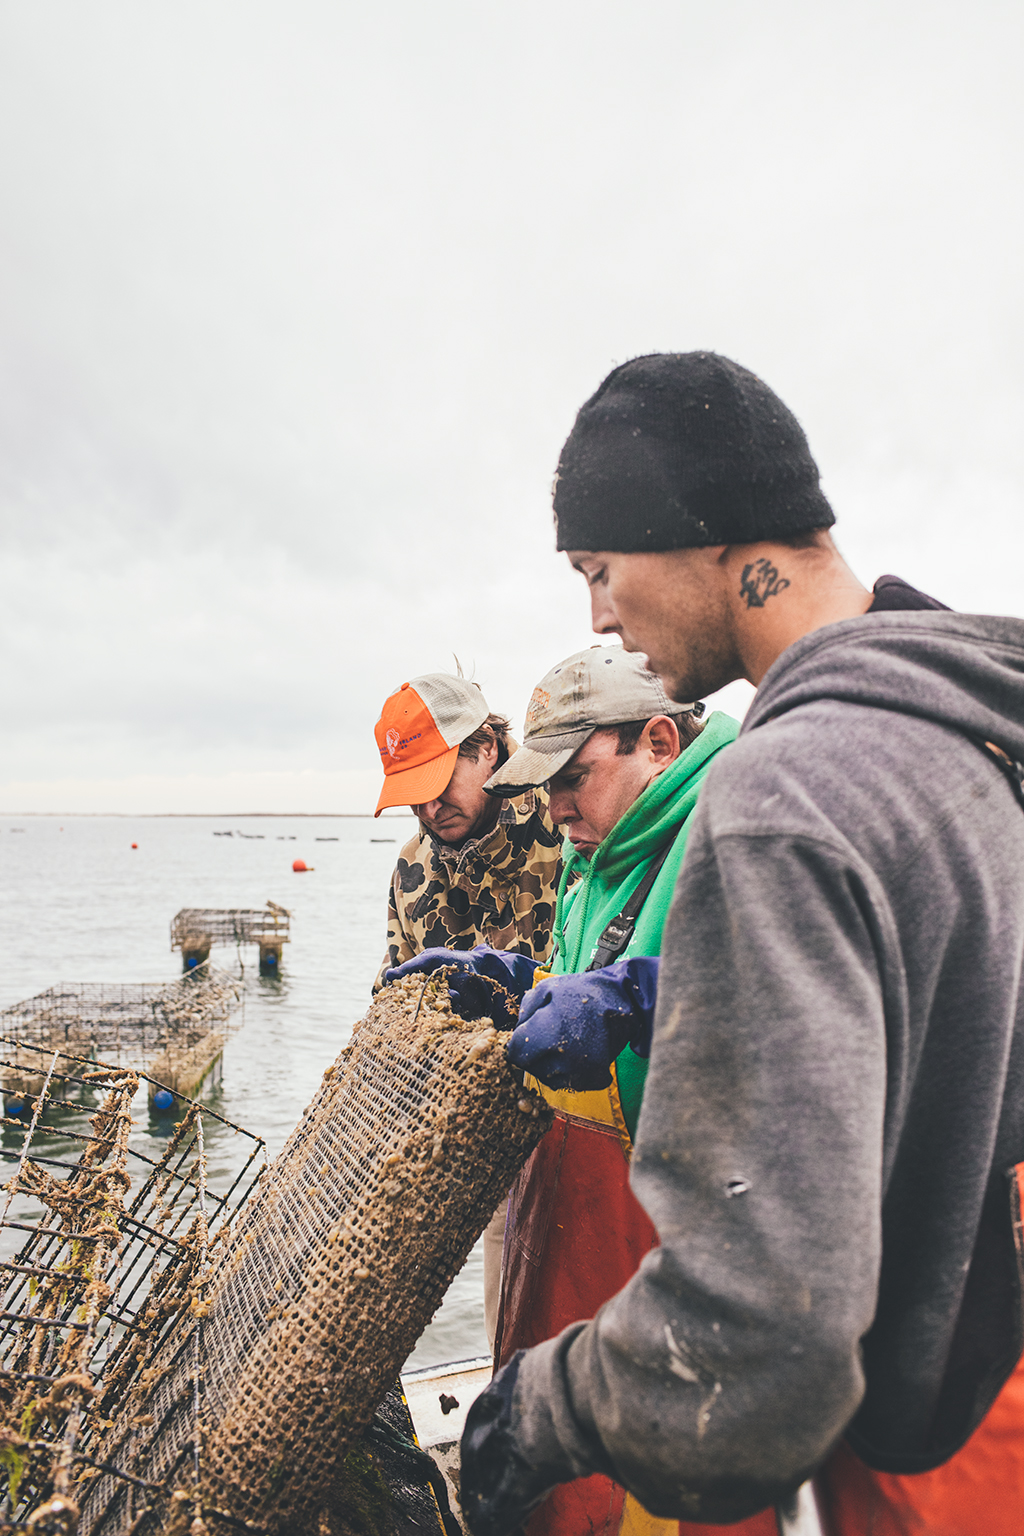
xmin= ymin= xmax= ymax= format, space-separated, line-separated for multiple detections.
xmin=170 ymin=908 xmax=290 ymax=956
xmin=5 ymin=973 xmax=552 ymax=1536
xmin=0 ymin=1043 xmax=265 ymax=1536
xmin=78 ymin=971 xmax=553 ymax=1536
xmin=0 ymin=971 xmax=242 ymax=1076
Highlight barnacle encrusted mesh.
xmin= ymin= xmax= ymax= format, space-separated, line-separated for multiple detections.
xmin=169 ymin=905 xmax=290 ymax=954
xmin=0 ymin=969 xmax=241 ymax=1072
xmin=0 ymin=1041 xmax=265 ymax=1536
xmin=82 ymin=973 xmax=552 ymax=1534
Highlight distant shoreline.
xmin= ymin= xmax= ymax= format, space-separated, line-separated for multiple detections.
xmin=0 ymin=812 xmax=413 ymax=819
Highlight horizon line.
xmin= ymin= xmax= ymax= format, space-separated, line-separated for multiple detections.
xmin=0 ymin=811 xmax=415 ymax=819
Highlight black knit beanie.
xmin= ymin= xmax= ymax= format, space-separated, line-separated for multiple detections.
xmin=553 ymin=351 xmax=835 ymax=552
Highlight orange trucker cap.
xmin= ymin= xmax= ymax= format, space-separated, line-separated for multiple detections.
xmin=374 ymin=673 xmax=490 ymax=816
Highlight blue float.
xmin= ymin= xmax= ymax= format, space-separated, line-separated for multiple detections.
xmin=153 ymin=1088 xmax=174 ymax=1110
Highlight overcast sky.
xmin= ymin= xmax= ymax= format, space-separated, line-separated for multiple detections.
xmin=1 ymin=1 xmax=1021 ymax=814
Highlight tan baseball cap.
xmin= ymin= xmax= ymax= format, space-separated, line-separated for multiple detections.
xmin=374 ymin=673 xmax=490 ymax=815
xmin=485 ymin=646 xmax=695 ymax=796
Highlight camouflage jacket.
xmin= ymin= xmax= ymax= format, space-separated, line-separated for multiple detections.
xmin=374 ymin=787 xmax=562 ymax=990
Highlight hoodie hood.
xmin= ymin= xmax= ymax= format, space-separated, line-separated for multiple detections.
xmin=746 ymin=611 xmax=1024 ymax=763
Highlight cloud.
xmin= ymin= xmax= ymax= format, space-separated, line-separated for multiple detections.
xmin=1 ymin=0 xmax=1022 ymax=809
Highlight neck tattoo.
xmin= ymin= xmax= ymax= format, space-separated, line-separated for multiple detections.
xmin=740 ymin=558 xmax=791 ymax=609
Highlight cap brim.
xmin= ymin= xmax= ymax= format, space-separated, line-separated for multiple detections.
xmin=484 ymin=730 xmax=593 ymax=796
xmin=375 ymin=743 xmax=459 ymax=816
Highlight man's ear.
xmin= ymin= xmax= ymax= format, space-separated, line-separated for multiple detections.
xmin=482 ymin=730 xmax=500 ymax=766
xmin=644 ymin=716 xmax=681 ymax=765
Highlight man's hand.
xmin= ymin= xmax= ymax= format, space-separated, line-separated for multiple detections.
xmin=384 ymin=946 xmax=540 ymax=1029
xmin=507 ymin=957 xmax=659 ymax=1091
xmin=460 ymin=1354 xmax=559 ymax=1536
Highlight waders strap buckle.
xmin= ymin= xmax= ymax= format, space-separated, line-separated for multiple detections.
xmin=587 ymin=841 xmax=675 ymax=973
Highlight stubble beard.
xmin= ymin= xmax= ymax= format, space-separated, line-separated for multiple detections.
xmin=647 ymin=631 xmax=738 ymax=705
xmin=646 ymin=577 xmax=740 ymax=703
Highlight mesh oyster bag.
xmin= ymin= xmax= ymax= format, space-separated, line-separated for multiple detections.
xmin=82 ymin=973 xmax=553 ymax=1535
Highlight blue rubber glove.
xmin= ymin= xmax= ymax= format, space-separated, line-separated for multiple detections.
xmin=385 ymin=946 xmax=540 ymax=1029
xmin=460 ymin=1353 xmax=561 ymax=1536
xmin=507 ymin=956 xmax=660 ymax=1091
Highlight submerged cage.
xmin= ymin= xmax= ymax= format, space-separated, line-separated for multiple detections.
xmin=0 ymin=972 xmax=243 ymax=1111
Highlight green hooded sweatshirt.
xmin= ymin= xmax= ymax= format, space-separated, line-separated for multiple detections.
xmin=550 ymin=710 xmax=739 ymax=1138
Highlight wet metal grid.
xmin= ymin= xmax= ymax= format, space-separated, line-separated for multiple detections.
xmin=170 ymin=906 xmax=290 ymax=953
xmin=184 ymin=972 xmax=551 ymax=1532
xmin=0 ymin=1039 xmax=265 ymax=1536
xmin=3 ymin=975 xmax=551 ymax=1536
xmin=0 ymin=971 xmax=242 ymax=1074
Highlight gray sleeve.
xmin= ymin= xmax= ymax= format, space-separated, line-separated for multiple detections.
xmin=511 ymin=824 xmax=890 ymax=1522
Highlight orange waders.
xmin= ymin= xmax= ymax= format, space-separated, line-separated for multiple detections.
xmin=818 ymin=1346 xmax=1024 ymax=1535
xmin=495 ymin=1078 xmax=776 ymax=1536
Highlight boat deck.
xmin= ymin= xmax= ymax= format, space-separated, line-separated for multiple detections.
xmin=401 ymin=1355 xmax=492 ymax=1531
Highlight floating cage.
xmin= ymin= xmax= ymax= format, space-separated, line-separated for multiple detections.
xmin=170 ymin=907 xmax=291 ymax=974
xmin=0 ymin=1041 xmax=266 ymax=1536
xmin=170 ymin=907 xmax=290 ymax=953
xmin=0 ymin=972 xmax=243 ymax=1112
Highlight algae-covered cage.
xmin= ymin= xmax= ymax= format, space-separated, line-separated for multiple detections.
xmin=0 ymin=977 xmax=551 ymax=1534
xmin=0 ymin=973 xmax=242 ymax=1061
xmin=0 ymin=970 xmax=243 ymax=1111
xmin=169 ymin=906 xmax=291 ymax=974
xmin=0 ymin=1036 xmax=266 ymax=1536
xmin=67 ymin=973 xmax=550 ymax=1535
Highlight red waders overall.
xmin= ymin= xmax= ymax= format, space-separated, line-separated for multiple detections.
xmin=496 ymin=1070 xmax=777 ymax=1536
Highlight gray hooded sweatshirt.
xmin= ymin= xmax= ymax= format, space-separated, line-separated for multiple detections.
xmin=510 ymin=611 xmax=1024 ymax=1523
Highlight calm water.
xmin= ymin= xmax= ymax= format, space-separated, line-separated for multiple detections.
xmin=0 ymin=813 xmax=487 ymax=1371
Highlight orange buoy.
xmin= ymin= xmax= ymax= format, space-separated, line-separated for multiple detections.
xmin=131 ymin=843 xmax=138 ymax=849
xmin=292 ymin=858 xmax=312 ymax=873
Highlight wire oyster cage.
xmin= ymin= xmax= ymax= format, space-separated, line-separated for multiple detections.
xmin=0 ymin=1038 xmax=266 ymax=1536
xmin=0 ymin=970 xmax=243 ymax=1072
xmin=169 ymin=907 xmax=290 ymax=955
xmin=169 ymin=971 xmax=552 ymax=1534
xmin=2 ymin=973 xmax=553 ymax=1536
